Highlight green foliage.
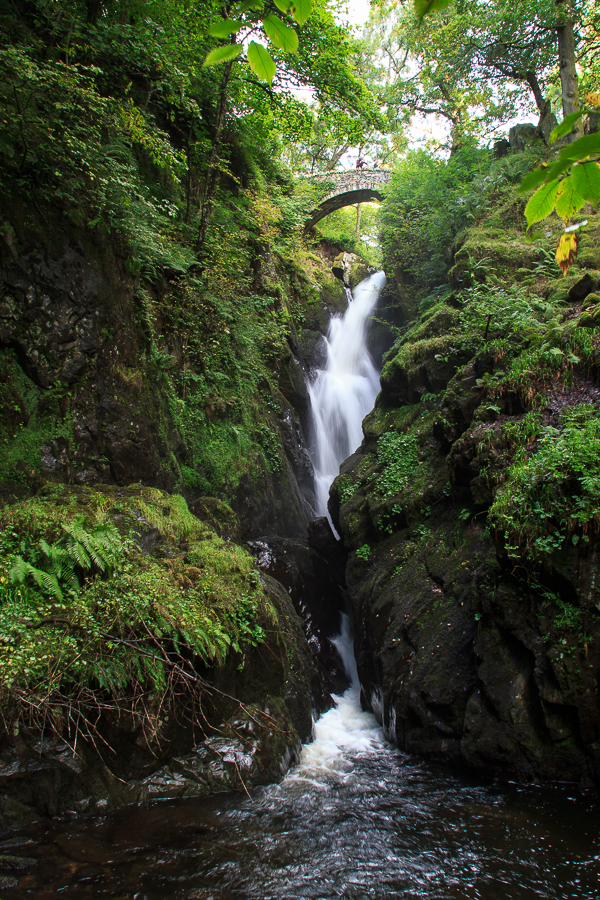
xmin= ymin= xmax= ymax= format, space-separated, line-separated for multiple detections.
xmin=256 ymin=424 xmax=284 ymax=474
xmin=0 ymin=45 xmax=191 ymax=278
xmin=0 ymin=487 xmax=272 ymax=735
xmin=0 ymin=350 xmax=73 ymax=484
xmin=356 ymin=543 xmax=371 ymax=561
xmin=315 ymin=203 xmax=383 ymax=267
xmin=489 ymin=406 xmax=600 ymax=560
xmin=203 ymin=0 xmax=310 ymax=85
xmin=10 ymin=518 xmax=121 ymax=602
xmin=380 ymin=145 xmax=517 ymax=296
xmin=376 ymin=431 xmax=420 ymax=498
xmin=337 ymin=474 xmax=357 ymax=504
xmin=457 ymin=280 xmax=598 ymax=403
xmin=520 ymin=99 xmax=600 ymax=273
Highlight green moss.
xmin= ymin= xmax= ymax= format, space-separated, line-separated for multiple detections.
xmin=489 ymin=405 xmax=600 ymax=560
xmin=0 ymin=487 xmax=272 ymax=734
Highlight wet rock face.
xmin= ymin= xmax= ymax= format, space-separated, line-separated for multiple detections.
xmin=332 ymin=301 xmax=600 ymax=785
xmin=346 ymin=504 xmax=600 ymax=784
xmin=249 ymin=525 xmax=350 ymax=697
xmin=0 ymin=238 xmax=169 ymax=487
xmin=0 ymin=232 xmax=319 ymax=538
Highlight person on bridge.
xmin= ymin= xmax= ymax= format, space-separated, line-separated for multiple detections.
xmin=355 ymin=157 xmax=366 ymax=170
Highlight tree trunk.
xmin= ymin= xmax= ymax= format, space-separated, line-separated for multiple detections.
xmin=555 ymin=0 xmax=583 ymax=140
xmin=326 ymin=143 xmax=350 ymax=171
xmin=196 ymin=58 xmax=234 ymax=257
xmin=525 ymin=72 xmax=557 ymax=143
xmin=525 ymin=71 xmax=548 ymax=115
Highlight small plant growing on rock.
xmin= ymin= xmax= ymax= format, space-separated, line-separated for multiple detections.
xmin=10 ymin=518 xmax=122 ymax=602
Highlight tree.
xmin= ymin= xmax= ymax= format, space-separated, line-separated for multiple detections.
xmin=555 ymin=0 xmax=583 ymax=139
xmin=365 ymin=2 xmax=520 ymax=155
xmin=198 ymin=0 xmax=382 ymax=252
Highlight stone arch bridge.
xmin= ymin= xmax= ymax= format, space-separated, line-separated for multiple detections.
xmin=304 ymin=169 xmax=392 ymax=230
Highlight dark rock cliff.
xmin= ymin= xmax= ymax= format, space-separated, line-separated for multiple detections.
xmin=331 ymin=248 xmax=600 ymax=785
xmin=0 ymin=214 xmax=359 ymax=825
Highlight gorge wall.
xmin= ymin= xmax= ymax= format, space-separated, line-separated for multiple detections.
xmin=331 ymin=179 xmax=600 ymax=786
xmin=0 ymin=193 xmax=369 ymax=825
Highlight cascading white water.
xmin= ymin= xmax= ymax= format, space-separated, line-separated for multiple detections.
xmin=308 ymin=271 xmax=386 ymax=519
xmin=289 ymin=272 xmax=387 ymax=777
xmin=287 ymin=614 xmax=387 ymax=781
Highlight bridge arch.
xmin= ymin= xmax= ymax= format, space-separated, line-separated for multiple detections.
xmin=304 ymin=170 xmax=392 ymax=230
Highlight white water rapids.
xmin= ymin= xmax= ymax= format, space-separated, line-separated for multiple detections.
xmin=288 ymin=614 xmax=387 ymax=784
xmin=308 ymin=271 xmax=386 ymax=518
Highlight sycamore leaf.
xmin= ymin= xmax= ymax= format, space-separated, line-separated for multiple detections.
xmin=556 ymin=232 xmax=579 ymax=276
xmin=558 ymin=132 xmax=600 ymax=162
xmin=543 ymin=157 xmax=574 ymax=183
xmin=208 ymin=19 xmax=243 ymax=38
xmin=571 ymin=162 xmax=600 ymax=205
xmin=555 ymin=176 xmax=586 ymax=221
xmin=518 ymin=166 xmax=550 ymax=194
xmin=414 ymin=0 xmax=452 ymax=20
xmin=550 ymin=111 xmax=584 ymax=143
xmin=525 ymin=180 xmax=560 ymax=227
xmin=247 ymin=41 xmax=276 ymax=84
xmin=272 ymin=0 xmax=291 ymax=11
xmin=289 ymin=0 xmax=312 ymax=25
xmin=262 ymin=14 xmax=298 ymax=51
xmin=203 ymin=44 xmax=242 ymax=67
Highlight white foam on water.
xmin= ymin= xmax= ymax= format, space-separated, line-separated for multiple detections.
xmin=286 ymin=615 xmax=387 ymax=783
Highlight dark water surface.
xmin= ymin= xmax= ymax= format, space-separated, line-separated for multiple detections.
xmin=5 ymin=687 xmax=600 ymax=900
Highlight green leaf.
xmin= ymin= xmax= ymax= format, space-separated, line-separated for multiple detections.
xmin=543 ymin=158 xmax=574 ymax=183
xmin=518 ymin=166 xmax=550 ymax=194
xmin=247 ymin=41 xmax=276 ymax=84
xmin=289 ymin=0 xmax=312 ymax=25
xmin=525 ymin=180 xmax=560 ymax=227
xmin=262 ymin=14 xmax=298 ymax=51
xmin=203 ymin=44 xmax=242 ymax=67
xmin=272 ymin=0 xmax=291 ymax=12
xmin=558 ymin=132 xmax=600 ymax=162
xmin=571 ymin=162 xmax=600 ymax=205
xmin=555 ymin=176 xmax=586 ymax=221
xmin=550 ymin=111 xmax=584 ymax=143
xmin=414 ymin=0 xmax=452 ymax=20
xmin=233 ymin=0 xmax=264 ymax=11
xmin=208 ymin=19 xmax=243 ymax=38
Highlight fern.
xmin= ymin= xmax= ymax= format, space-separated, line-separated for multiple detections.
xmin=9 ymin=518 xmax=123 ymax=600
xmin=10 ymin=556 xmax=64 ymax=601
xmin=61 ymin=518 xmax=121 ymax=573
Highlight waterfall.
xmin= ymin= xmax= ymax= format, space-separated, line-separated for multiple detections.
xmin=308 ymin=271 xmax=386 ymax=519
xmin=290 ymin=613 xmax=387 ymax=779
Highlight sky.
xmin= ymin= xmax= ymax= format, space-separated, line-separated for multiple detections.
xmin=341 ymin=0 xmax=373 ymax=28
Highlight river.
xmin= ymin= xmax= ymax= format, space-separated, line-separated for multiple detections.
xmin=8 ymin=654 xmax=600 ymax=898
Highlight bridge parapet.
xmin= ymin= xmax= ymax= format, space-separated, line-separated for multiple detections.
xmin=309 ymin=170 xmax=392 ymax=202
xmin=303 ymin=170 xmax=392 ymax=230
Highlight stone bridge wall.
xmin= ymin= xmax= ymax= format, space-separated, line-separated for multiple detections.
xmin=304 ymin=170 xmax=392 ymax=229
xmin=310 ymin=170 xmax=392 ymax=203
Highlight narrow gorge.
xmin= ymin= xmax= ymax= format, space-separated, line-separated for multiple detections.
xmin=1 ymin=0 xmax=600 ymax=895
